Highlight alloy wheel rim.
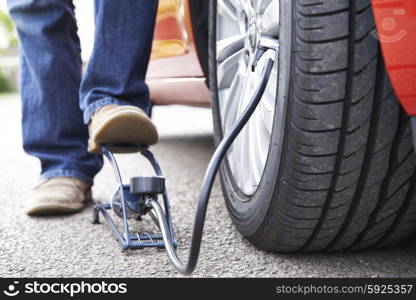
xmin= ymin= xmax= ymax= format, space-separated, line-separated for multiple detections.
xmin=216 ymin=0 xmax=280 ymax=196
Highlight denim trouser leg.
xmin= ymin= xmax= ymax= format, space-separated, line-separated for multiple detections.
xmin=8 ymin=0 xmax=103 ymax=185
xmin=80 ymin=0 xmax=159 ymax=124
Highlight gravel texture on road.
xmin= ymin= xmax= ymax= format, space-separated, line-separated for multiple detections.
xmin=1 ymin=95 xmax=416 ymax=277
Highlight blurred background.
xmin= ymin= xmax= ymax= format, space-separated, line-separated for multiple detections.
xmin=0 ymin=0 xmax=212 ymax=134
xmin=0 ymin=0 xmax=94 ymax=94
xmin=0 ymin=1 xmax=18 ymax=94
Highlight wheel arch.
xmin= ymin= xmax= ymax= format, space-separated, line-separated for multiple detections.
xmin=371 ymin=0 xmax=416 ymax=115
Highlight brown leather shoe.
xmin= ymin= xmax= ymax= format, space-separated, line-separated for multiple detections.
xmin=88 ymin=105 xmax=158 ymax=153
xmin=25 ymin=177 xmax=92 ymax=215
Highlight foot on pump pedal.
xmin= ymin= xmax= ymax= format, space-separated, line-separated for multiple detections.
xmin=88 ymin=105 xmax=159 ymax=153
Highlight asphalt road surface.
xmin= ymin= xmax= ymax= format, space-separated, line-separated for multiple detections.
xmin=1 ymin=94 xmax=416 ymax=278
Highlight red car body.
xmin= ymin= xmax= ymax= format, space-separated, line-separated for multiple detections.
xmin=147 ymin=0 xmax=210 ymax=108
xmin=372 ymin=0 xmax=416 ymax=115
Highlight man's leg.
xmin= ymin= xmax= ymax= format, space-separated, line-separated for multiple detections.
xmin=8 ymin=0 xmax=103 ymax=215
xmin=8 ymin=0 xmax=103 ymax=185
xmin=80 ymin=0 xmax=159 ymax=152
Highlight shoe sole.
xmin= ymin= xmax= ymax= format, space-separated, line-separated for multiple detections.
xmin=25 ymin=203 xmax=84 ymax=216
xmin=25 ymin=189 xmax=92 ymax=216
xmin=88 ymin=108 xmax=158 ymax=153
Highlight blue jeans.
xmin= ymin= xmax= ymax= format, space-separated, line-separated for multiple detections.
xmin=7 ymin=0 xmax=158 ymax=185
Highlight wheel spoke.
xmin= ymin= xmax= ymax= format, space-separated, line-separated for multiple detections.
xmin=241 ymin=0 xmax=255 ymax=19
xmin=258 ymin=36 xmax=280 ymax=52
xmin=229 ymin=70 xmax=250 ymax=179
xmin=237 ymin=121 xmax=252 ymax=191
xmin=260 ymin=98 xmax=274 ymax=134
xmin=236 ymin=69 xmax=257 ymax=192
xmin=217 ymin=48 xmax=245 ymax=89
xmin=234 ymin=68 xmax=252 ymax=120
xmin=255 ymin=0 xmax=272 ymax=14
xmin=254 ymin=112 xmax=269 ymax=169
xmin=217 ymin=34 xmax=246 ymax=63
xmin=260 ymin=0 xmax=279 ymax=36
xmin=260 ymin=66 xmax=277 ymax=133
xmin=228 ymin=0 xmax=241 ymax=9
xmin=221 ymin=72 xmax=242 ymax=131
xmin=250 ymin=62 xmax=273 ymax=168
xmin=218 ymin=0 xmax=239 ymax=22
xmin=247 ymin=114 xmax=263 ymax=185
xmin=225 ymin=72 xmax=250 ymax=136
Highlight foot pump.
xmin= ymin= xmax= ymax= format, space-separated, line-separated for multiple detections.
xmin=93 ymin=47 xmax=277 ymax=275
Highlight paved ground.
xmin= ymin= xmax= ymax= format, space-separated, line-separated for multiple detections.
xmin=1 ymin=93 xmax=416 ymax=278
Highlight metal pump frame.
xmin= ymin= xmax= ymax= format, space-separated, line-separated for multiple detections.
xmin=93 ymin=146 xmax=176 ymax=250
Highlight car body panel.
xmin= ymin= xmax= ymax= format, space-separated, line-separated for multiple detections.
xmin=372 ymin=0 xmax=416 ymax=115
xmin=147 ymin=0 xmax=210 ymax=107
xmin=149 ymin=1 xmax=416 ymax=113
